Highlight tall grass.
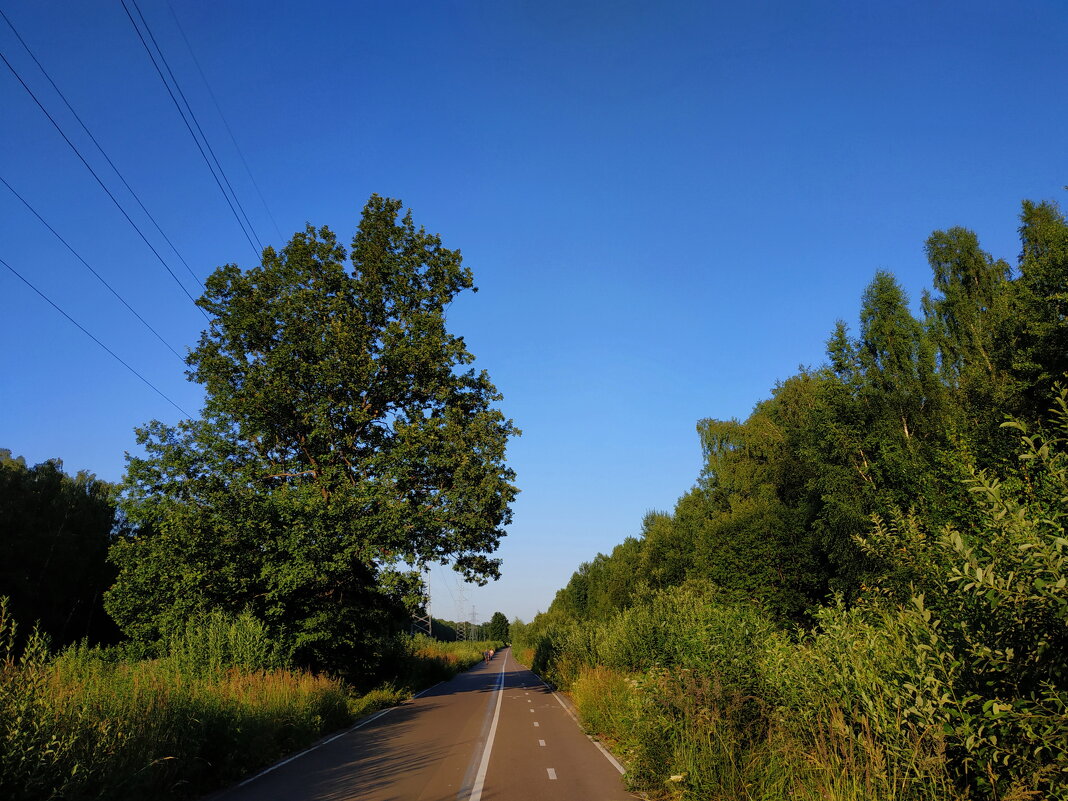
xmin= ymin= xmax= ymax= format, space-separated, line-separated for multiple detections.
xmin=0 ymin=601 xmax=350 ymax=800
xmin=0 ymin=599 xmax=504 ymax=801
xmin=1 ymin=598 xmax=504 ymax=798
xmin=546 ymin=584 xmax=967 ymax=801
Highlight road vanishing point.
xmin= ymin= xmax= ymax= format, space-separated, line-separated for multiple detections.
xmin=210 ymin=648 xmax=634 ymax=800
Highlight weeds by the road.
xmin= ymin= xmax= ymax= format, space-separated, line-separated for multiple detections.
xmin=530 ymin=586 xmax=968 ymax=801
xmin=0 ymin=602 xmax=502 ymax=801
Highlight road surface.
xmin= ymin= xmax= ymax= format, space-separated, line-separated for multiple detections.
xmin=210 ymin=647 xmax=634 ymax=800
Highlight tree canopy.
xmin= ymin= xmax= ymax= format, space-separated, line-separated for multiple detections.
xmin=0 ymin=450 xmax=121 ymax=648
xmin=521 ymin=196 xmax=1068 ymax=798
xmin=106 ymin=195 xmax=519 ymax=676
xmin=540 ymin=197 xmax=1068 ymax=627
xmin=486 ymin=611 xmax=510 ymax=641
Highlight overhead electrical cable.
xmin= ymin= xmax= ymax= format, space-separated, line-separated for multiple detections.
xmin=0 ymin=47 xmax=210 ymax=320
xmin=0 ymin=7 xmax=203 ymax=290
xmin=436 ymin=564 xmax=459 ymax=608
xmin=1 ymin=174 xmax=185 ymax=363
xmin=166 ymin=1 xmax=284 ymax=243
xmin=0 ymin=255 xmax=191 ymax=417
xmin=120 ymin=0 xmax=264 ymax=260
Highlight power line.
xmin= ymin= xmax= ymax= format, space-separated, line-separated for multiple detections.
xmin=0 ymin=46 xmax=210 ymax=320
xmin=1 ymin=174 xmax=185 ymax=363
xmin=0 ymin=255 xmax=190 ymax=417
xmin=0 ymin=7 xmax=203 ymax=290
xmin=166 ymin=1 xmax=284 ymax=244
xmin=120 ymin=0 xmax=263 ymax=260
xmin=436 ymin=563 xmax=459 ymax=608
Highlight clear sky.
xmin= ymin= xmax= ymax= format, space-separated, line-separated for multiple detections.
xmin=1 ymin=0 xmax=1065 ymax=623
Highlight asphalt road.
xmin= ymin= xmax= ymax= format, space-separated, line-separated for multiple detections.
xmin=210 ymin=647 xmax=634 ymax=801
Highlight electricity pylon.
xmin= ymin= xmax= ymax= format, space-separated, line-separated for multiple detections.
xmin=455 ymin=581 xmax=468 ymax=641
xmin=411 ymin=565 xmax=432 ymax=637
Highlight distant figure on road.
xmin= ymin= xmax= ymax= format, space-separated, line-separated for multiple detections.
xmin=489 ymin=648 xmax=495 ymax=660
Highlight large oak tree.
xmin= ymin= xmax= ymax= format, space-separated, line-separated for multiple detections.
xmin=107 ymin=196 xmax=519 ymax=676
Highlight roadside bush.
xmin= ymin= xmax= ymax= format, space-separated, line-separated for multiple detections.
xmin=859 ymin=399 xmax=1068 ymax=798
xmin=755 ymin=603 xmax=958 ymax=801
xmin=162 ymin=609 xmax=289 ymax=676
xmin=564 ymin=589 xmax=961 ymax=800
xmin=595 ymin=582 xmax=775 ymax=685
xmin=548 ymin=393 xmax=1068 ymax=800
xmin=0 ymin=604 xmax=351 ymax=800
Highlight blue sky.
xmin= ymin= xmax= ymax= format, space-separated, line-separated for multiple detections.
xmin=1 ymin=1 xmax=1065 ymax=623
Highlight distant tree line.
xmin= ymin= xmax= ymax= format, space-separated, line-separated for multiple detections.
xmin=430 ymin=611 xmax=509 ymax=642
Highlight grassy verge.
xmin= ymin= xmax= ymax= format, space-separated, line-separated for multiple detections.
xmin=385 ymin=635 xmax=505 ymax=699
xmin=1 ymin=636 xmax=350 ymax=800
xmin=0 ymin=603 xmax=503 ymax=801
xmin=520 ymin=586 xmax=968 ymax=801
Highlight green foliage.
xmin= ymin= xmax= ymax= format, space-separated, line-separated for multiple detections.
xmin=486 ymin=611 xmax=510 ymax=641
xmin=539 ymin=390 xmax=1068 ymax=799
xmin=536 ymin=196 xmax=1068 ymax=800
xmin=0 ymin=450 xmax=122 ymax=648
xmin=694 ymin=386 xmax=827 ymax=619
xmin=558 ymin=589 xmax=958 ymax=801
xmin=1008 ymin=201 xmax=1068 ymax=418
xmin=162 ymin=609 xmax=289 ymax=677
xmin=108 ymin=195 xmax=519 ymax=678
xmin=923 ymin=226 xmax=1010 ymax=382
xmin=0 ymin=600 xmax=79 ymax=800
xmin=862 ymin=392 xmax=1068 ymax=797
xmin=824 ymin=272 xmax=957 ymax=527
xmin=0 ymin=605 xmax=506 ymax=801
xmin=0 ymin=601 xmax=352 ymax=801
xmin=543 ymin=199 xmax=1066 ymax=639
xmin=552 ymin=537 xmax=648 ymax=621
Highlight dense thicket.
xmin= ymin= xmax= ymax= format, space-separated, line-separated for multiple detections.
xmin=0 ymin=450 xmax=121 ymax=648
xmin=518 ymin=198 xmax=1068 ymax=800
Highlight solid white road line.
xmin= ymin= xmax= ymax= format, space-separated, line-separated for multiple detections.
xmin=550 ymin=690 xmax=626 ymax=775
xmin=467 ymin=650 xmax=509 ymax=801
